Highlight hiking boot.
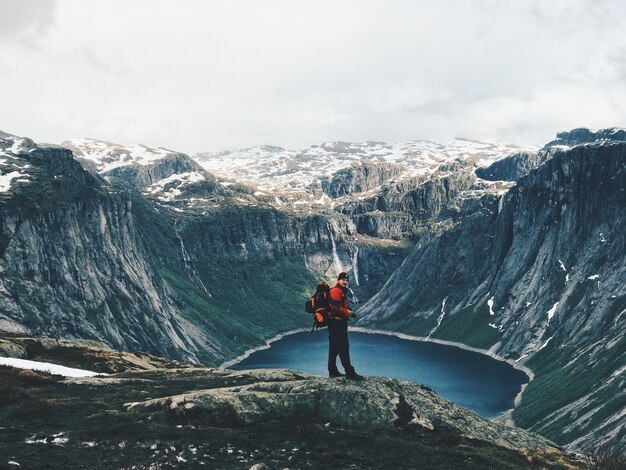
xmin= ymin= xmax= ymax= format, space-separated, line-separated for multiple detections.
xmin=346 ymin=373 xmax=365 ymax=381
xmin=329 ymin=371 xmax=345 ymax=378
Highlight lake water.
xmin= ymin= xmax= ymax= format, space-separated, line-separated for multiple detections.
xmin=229 ymin=330 xmax=529 ymax=418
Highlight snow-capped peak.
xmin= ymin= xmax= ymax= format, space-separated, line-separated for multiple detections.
xmin=194 ymin=138 xmax=536 ymax=194
xmin=62 ymin=138 xmax=184 ymax=173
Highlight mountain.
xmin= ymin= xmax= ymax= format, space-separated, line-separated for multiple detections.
xmin=0 ymin=132 xmax=409 ymax=365
xmin=0 ymin=333 xmax=579 ymax=469
xmin=358 ymin=136 xmax=626 ymax=451
xmin=1 ymin=127 xmax=624 ymax=454
xmin=195 ymin=139 xmax=531 ymax=193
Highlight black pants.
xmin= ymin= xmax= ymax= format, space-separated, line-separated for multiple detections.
xmin=328 ymin=319 xmax=355 ymax=375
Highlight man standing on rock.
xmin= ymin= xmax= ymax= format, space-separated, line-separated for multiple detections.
xmin=328 ymin=272 xmax=364 ymax=381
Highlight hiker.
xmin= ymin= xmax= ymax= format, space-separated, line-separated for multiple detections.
xmin=328 ymin=272 xmax=364 ymax=381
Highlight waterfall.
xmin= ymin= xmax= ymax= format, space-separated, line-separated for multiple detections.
xmin=327 ymin=223 xmax=343 ymax=275
xmin=351 ymin=245 xmax=360 ymax=286
xmin=174 ymin=219 xmax=212 ymax=298
xmin=348 ymin=287 xmax=359 ymax=305
xmin=426 ymin=297 xmax=448 ymax=340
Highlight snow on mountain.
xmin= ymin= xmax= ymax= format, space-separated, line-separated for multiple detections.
xmin=195 ymin=139 xmax=536 ymax=194
xmin=0 ymin=357 xmax=103 ymax=378
xmin=59 ymin=136 xmax=536 ymax=213
xmin=143 ymin=171 xmax=210 ymax=202
xmin=0 ymin=133 xmax=35 ymax=193
xmin=61 ymin=138 xmax=184 ymax=173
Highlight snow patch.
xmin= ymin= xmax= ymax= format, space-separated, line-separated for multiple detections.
xmin=538 ymin=336 xmax=553 ymax=351
xmin=515 ymin=354 xmax=529 ymax=363
xmin=0 ymin=170 xmax=30 ymax=193
xmin=547 ymin=302 xmax=559 ymax=323
xmin=195 ymin=138 xmax=535 ymax=199
xmin=487 ymin=296 xmax=495 ymax=315
xmin=64 ymin=138 xmax=180 ymax=173
xmin=426 ymin=297 xmax=448 ymax=340
xmin=144 ymin=171 xmax=206 ymax=201
xmin=0 ymin=357 xmax=104 ymax=377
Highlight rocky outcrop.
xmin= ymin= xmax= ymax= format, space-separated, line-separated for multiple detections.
xmin=105 ymin=153 xmax=213 ymax=190
xmin=336 ymin=160 xmax=503 ymax=239
xmin=319 ymin=161 xmax=406 ymax=198
xmin=546 ymin=127 xmax=626 ymax=147
xmin=475 ymin=151 xmax=546 ymax=181
xmin=124 ymin=368 xmax=557 ymax=454
xmin=0 ymin=353 xmax=578 ymax=469
xmin=358 ymin=140 xmax=626 ymax=450
xmin=0 ymin=333 xmax=182 ymax=372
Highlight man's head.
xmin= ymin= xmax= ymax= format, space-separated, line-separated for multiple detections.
xmin=337 ymin=272 xmax=349 ymax=286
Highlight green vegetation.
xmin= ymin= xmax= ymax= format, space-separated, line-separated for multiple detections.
xmin=159 ymin=254 xmax=316 ymax=365
xmin=432 ymin=304 xmax=502 ymax=349
xmin=513 ymin=333 xmax=626 ymax=444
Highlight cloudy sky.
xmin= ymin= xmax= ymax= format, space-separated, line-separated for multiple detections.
xmin=1 ymin=0 xmax=625 ymax=153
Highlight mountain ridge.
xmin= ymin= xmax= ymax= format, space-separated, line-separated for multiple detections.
xmin=358 ymin=138 xmax=626 ymax=450
xmin=0 ymin=127 xmax=624 ymax=454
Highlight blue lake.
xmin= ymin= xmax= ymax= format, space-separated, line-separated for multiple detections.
xmin=229 ymin=330 xmax=529 ymax=418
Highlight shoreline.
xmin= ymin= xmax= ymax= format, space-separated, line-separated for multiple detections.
xmin=219 ymin=326 xmax=534 ymax=420
xmin=219 ymin=328 xmax=310 ymax=369
xmin=349 ymin=327 xmax=534 ymax=417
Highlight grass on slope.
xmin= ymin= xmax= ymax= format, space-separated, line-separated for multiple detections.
xmin=160 ymin=254 xmax=316 ymax=365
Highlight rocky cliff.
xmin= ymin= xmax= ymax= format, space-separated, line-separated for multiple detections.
xmin=358 ymin=139 xmax=626 ymax=451
xmin=0 ymin=334 xmax=578 ymax=469
xmin=545 ymin=127 xmax=626 ymax=147
xmin=0 ymin=132 xmax=406 ymax=365
xmin=1 ymin=128 xmax=623 ymax=455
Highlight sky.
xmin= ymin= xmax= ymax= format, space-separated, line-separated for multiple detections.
xmin=1 ymin=0 xmax=625 ymax=154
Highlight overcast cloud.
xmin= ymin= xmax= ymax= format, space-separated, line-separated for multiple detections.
xmin=1 ymin=0 xmax=625 ymax=153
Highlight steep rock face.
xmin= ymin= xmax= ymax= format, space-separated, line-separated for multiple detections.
xmin=359 ymin=141 xmax=626 ymax=450
xmin=0 ymin=133 xmax=405 ymax=365
xmin=319 ymin=161 xmax=406 ymax=198
xmin=0 ymin=136 xmax=292 ymax=363
xmin=546 ymin=127 xmax=626 ymax=147
xmin=151 ymin=207 xmax=408 ymax=314
xmin=0 ymin=142 xmax=205 ymax=362
xmin=105 ymin=153 xmax=213 ymax=190
xmin=336 ymin=160 xmax=510 ymax=239
xmin=475 ymin=151 xmax=547 ymax=181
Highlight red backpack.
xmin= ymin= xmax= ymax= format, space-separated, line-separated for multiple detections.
xmin=305 ymin=282 xmax=331 ymax=329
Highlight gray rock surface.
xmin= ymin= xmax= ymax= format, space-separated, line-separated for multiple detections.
xmin=1 ymin=128 xmax=623 ymax=454
xmin=123 ymin=368 xmax=557 ymax=454
xmin=358 ymin=140 xmax=626 ymax=450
